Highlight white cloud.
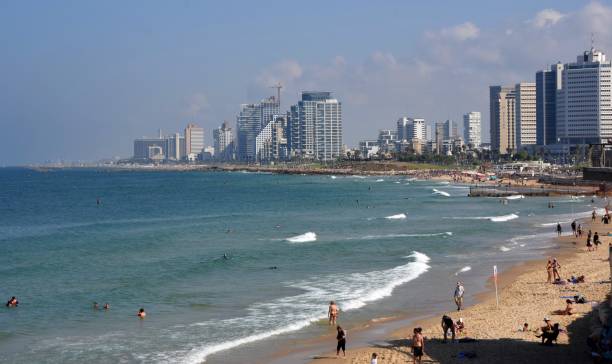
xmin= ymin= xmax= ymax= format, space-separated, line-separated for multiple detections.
xmin=429 ymin=22 xmax=480 ymax=41
xmin=255 ymin=59 xmax=303 ymax=87
xmin=530 ymin=9 xmax=566 ymax=28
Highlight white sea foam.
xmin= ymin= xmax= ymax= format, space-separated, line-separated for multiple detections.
xmin=352 ymin=175 xmax=367 ymax=179
xmin=449 ymin=213 xmax=518 ymax=222
xmin=286 ymin=232 xmax=317 ymax=243
xmin=504 ymin=195 xmax=524 ymax=200
xmin=181 ymin=251 xmax=431 ymax=363
xmin=432 ymin=188 xmax=451 ymax=197
xmin=385 ymin=213 xmax=407 ymax=220
xmin=490 ymin=213 xmax=519 ymax=222
xmin=330 ymin=175 xmax=337 ymax=179
xmin=499 ymin=246 xmax=512 ymax=252
xmin=538 ymin=208 xmax=605 ymax=227
xmin=394 ymin=181 xmax=401 ymax=184
xmin=438 ymin=181 xmax=450 ymax=185
xmin=454 ymin=266 xmax=471 ymax=275
xmin=349 ymin=231 xmax=452 ymax=240
xmin=375 ymin=179 xmax=385 ymax=182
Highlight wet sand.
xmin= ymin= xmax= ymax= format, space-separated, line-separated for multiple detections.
xmin=305 ymin=218 xmax=611 ymax=364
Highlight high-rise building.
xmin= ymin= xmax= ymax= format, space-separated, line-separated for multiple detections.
xmin=166 ymin=133 xmax=186 ymax=160
xmin=556 ymin=48 xmax=612 ymax=144
xmin=378 ymin=129 xmax=397 ymax=153
xmin=536 ymin=63 xmax=564 ymax=145
xmin=434 ymin=122 xmax=445 ymax=154
xmin=257 ymin=115 xmax=287 ymax=162
xmin=443 ymin=120 xmax=457 ymax=139
xmin=185 ymin=123 xmax=204 ymax=158
xmin=287 ymin=91 xmax=342 ymax=162
xmin=213 ymin=121 xmax=234 ymax=161
xmin=133 ymin=131 xmax=185 ymax=161
xmin=397 ymin=117 xmax=426 ymax=142
xmin=396 ymin=117 xmax=410 ymax=142
xmin=515 ymin=82 xmax=537 ymax=147
xmin=236 ymin=96 xmax=279 ymax=161
xmin=490 ymin=86 xmax=516 ymax=154
xmin=463 ymin=112 xmax=481 ymax=147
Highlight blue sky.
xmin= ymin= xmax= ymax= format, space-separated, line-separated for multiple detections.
xmin=0 ymin=0 xmax=608 ymax=164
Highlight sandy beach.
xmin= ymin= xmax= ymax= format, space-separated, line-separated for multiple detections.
xmin=307 ymin=218 xmax=612 ymax=364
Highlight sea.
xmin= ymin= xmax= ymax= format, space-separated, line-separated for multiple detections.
xmin=0 ymin=168 xmax=601 ymax=363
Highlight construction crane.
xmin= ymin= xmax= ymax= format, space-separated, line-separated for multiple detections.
xmin=270 ymin=82 xmax=282 ymax=107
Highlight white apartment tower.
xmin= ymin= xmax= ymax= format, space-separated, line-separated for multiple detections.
xmin=288 ymin=92 xmax=342 ymax=162
xmin=463 ymin=112 xmax=481 ymax=147
xmin=213 ymin=121 xmax=233 ymax=160
xmin=557 ymin=48 xmax=612 ymax=144
xmin=185 ymin=123 xmax=204 ymax=158
xmin=515 ymin=82 xmax=537 ymax=147
xmin=397 ymin=117 xmax=426 ymax=141
xmin=490 ymin=86 xmax=516 ymax=154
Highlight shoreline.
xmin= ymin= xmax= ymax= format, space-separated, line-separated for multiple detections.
xmin=294 ymin=216 xmax=611 ymax=364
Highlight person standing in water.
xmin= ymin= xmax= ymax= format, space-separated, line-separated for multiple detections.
xmin=453 ymin=282 xmax=465 ymax=311
xmin=137 ymin=308 xmax=146 ymax=318
xmin=556 ymin=223 xmax=562 ymax=236
xmin=328 ymin=301 xmax=339 ymax=326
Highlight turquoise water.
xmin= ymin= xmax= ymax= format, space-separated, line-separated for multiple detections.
xmin=0 ymin=168 xmax=600 ymax=363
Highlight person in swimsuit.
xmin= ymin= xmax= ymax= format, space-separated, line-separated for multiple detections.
xmin=328 ymin=301 xmax=339 ymax=326
xmin=552 ymin=258 xmax=561 ymax=281
xmin=103 ymin=303 xmax=110 ymax=310
xmin=5 ymin=296 xmax=18 ymax=307
xmin=441 ymin=315 xmax=455 ymax=342
xmin=453 ymin=282 xmax=465 ymax=311
xmin=412 ymin=327 xmax=424 ymax=364
xmin=546 ymin=259 xmax=553 ymax=283
xmin=336 ymin=326 xmax=346 ymax=357
xmin=137 ymin=308 xmax=146 ymax=318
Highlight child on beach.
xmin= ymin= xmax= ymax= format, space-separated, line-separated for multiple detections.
xmin=412 ymin=327 xmax=424 ymax=364
xmin=336 ymin=326 xmax=346 ymax=357
xmin=370 ymin=353 xmax=378 ymax=364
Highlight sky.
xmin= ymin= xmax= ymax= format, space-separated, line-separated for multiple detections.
xmin=1 ymin=0 xmax=612 ymax=165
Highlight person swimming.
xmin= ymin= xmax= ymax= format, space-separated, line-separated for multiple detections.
xmin=93 ymin=302 xmax=99 ymax=310
xmin=5 ymin=296 xmax=18 ymax=307
xmin=137 ymin=308 xmax=146 ymax=318
xmin=103 ymin=303 xmax=110 ymax=310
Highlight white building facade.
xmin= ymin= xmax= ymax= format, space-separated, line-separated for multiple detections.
xmin=556 ymin=49 xmax=612 ymax=144
xmin=515 ymin=82 xmax=537 ymax=147
xmin=463 ymin=112 xmax=481 ymax=148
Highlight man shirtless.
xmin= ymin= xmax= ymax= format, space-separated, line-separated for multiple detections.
xmin=411 ymin=327 xmax=424 ymax=364
xmin=328 ymin=301 xmax=339 ymax=326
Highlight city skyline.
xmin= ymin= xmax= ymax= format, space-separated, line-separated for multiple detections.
xmin=2 ymin=1 xmax=612 ymax=165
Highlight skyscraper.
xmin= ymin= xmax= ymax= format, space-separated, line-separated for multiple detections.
xmin=536 ymin=63 xmax=564 ymax=145
xmin=515 ymin=82 xmax=537 ymax=148
xmin=490 ymin=86 xmax=516 ymax=154
xmin=236 ymin=96 xmax=279 ymax=161
xmin=463 ymin=112 xmax=481 ymax=147
xmin=443 ymin=120 xmax=457 ymax=139
xmin=185 ymin=123 xmax=204 ymax=158
xmin=397 ymin=117 xmax=425 ymax=141
xmin=288 ymin=92 xmax=342 ymax=162
xmin=213 ymin=121 xmax=234 ymax=161
xmin=556 ymin=48 xmax=612 ymax=144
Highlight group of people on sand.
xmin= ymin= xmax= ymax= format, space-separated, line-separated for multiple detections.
xmin=546 ymin=258 xmax=562 ymax=283
xmin=586 ymin=229 xmax=602 ymax=251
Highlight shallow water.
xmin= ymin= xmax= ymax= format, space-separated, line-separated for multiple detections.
xmin=0 ymin=168 xmax=599 ymax=363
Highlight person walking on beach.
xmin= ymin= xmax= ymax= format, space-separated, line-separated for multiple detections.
xmin=453 ymin=282 xmax=465 ymax=311
xmin=593 ymin=210 xmax=597 ymax=222
xmin=546 ymin=259 xmax=553 ymax=283
xmin=571 ymin=220 xmax=577 ymax=237
xmin=328 ymin=301 xmax=339 ymax=326
xmin=441 ymin=315 xmax=455 ymax=343
xmin=594 ymin=232 xmax=600 ymax=250
xmin=552 ymin=259 xmax=561 ymax=281
xmin=336 ymin=325 xmax=346 ymax=357
xmin=411 ymin=327 xmax=424 ymax=364
xmin=587 ymin=234 xmax=593 ymax=251
xmin=556 ymin=223 xmax=562 ymax=236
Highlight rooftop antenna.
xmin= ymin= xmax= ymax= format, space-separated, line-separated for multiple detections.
xmin=270 ymin=82 xmax=282 ymax=108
